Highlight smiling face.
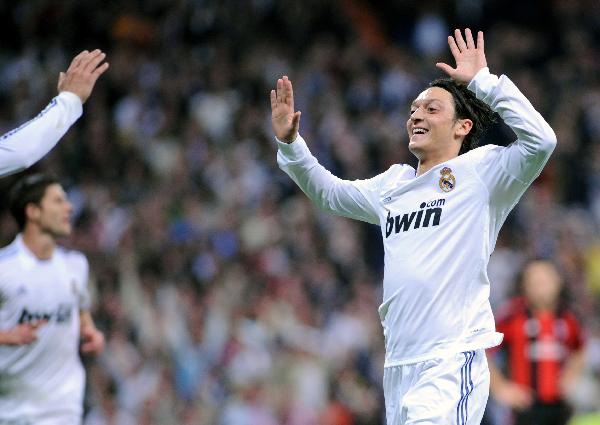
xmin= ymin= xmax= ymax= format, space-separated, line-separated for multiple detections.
xmin=26 ymin=183 xmax=73 ymax=238
xmin=406 ymin=87 xmax=472 ymax=160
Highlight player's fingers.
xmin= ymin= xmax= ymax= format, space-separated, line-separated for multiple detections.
xmin=270 ymin=89 xmax=277 ymax=110
xmin=82 ymin=50 xmax=106 ymax=74
xmin=291 ymin=111 xmax=301 ymax=133
xmin=447 ymin=36 xmax=461 ymax=58
xmin=284 ymin=77 xmax=294 ymax=107
xmin=435 ymin=62 xmax=455 ymax=77
xmin=29 ymin=321 xmax=43 ymax=329
xmin=465 ymin=28 xmax=475 ymax=49
xmin=91 ymin=62 xmax=110 ymax=80
xmin=281 ymin=75 xmax=290 ymax=104
xmin=476 ymin=31 xmax=484 ymax=51
xmin=67 ymin=50 xmax=90 ymax=72
xmin=57 ymin=72 xmax=66 ymax=89
xmin=454 ymin=29 xmax=468 ymax=52
xmin=276 ymin=78 xmax=284 ymax=104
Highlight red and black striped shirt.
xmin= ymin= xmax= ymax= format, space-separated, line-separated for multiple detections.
xmin=493 ymin=297 xmax=584 ymax=403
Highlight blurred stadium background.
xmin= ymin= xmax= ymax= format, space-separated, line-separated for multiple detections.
xmin=0 ymin=0 xmax=599 ymax=424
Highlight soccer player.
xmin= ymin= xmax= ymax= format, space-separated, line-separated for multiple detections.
xmin=488 ymin=259 xmax=585 ymax=425
xmin=0 ymin=174 xmax=105 ymax=425
xmin=0 ymin=49 xmax=108 ymax=178
xmin=270 ymin=28 xmax=556 ymax=424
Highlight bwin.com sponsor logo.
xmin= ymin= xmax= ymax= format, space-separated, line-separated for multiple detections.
xmin=385 ymin=199 xmax=445 ymax=238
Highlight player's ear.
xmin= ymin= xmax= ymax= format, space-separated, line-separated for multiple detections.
xmin=455 ymin=118 xmax=473 ymax=137
xmin=25 ymin=203 xmax=41 ymax=223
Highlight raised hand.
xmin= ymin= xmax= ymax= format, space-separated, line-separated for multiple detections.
xmin=57 ymin=49 xmax=109 ymax=104
xmin=270 ymin=76 xmax=301 ymax=144
xmin=436 ymin=29 xmax=487 ymax=85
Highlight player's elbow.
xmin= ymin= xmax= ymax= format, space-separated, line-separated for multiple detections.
xmin=539 ymin=123 xmax=557 ymax=156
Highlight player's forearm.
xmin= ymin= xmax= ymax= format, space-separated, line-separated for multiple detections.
xmin=468 ymin=68 xmax=556 ymax=160
xmin=0 ymin=92 xmax=83 ymax=178
xmin=277 ymin=134 xmax=379 ymax=224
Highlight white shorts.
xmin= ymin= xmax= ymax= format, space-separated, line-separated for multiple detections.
xmin=383 ymin=349 xmax=489 ymax=425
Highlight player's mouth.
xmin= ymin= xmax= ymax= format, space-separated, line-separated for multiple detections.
xmin=410 ymin=127 xmax=429 ymax=141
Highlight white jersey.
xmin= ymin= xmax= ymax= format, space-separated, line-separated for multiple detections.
xmin=0 ymin=92 xmax=82 ymax=178
xmin=0 ymin=235 xmax=90 ymax=424
xmin=277 ymin=68 xmax=556 ymax=366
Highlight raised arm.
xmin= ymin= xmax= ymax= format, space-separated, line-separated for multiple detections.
xmin=0 ymin=49 xmax=109 ymax=178
xmin=270 ymin=76 xmax=386 ymax=225
xmin=439 ymin=29 xmax=556 ymax=193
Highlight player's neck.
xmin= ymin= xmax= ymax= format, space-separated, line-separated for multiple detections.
xmin=21 ymin=228 xmax=56 ymax=260
xmin=414 ymin=137 xmax=462 ymax=176
xmin=530 ymin=300 xmax=558 ymax=314
xmin=416 ymin=152 xmax=459 ymax=176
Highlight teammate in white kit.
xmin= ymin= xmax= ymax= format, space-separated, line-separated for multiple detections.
xmin=270 ymin=29 xmax=556 ymax=424
xmin=0 ymin=49 xmax=108 ymax=178
xmin=0 ymin=174 xmax=105 ymax=425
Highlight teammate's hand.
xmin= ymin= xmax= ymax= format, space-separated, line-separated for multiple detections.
xmin=3 ymin=321 xmax=46 ymax=345
xmin=493 ymin=381 xmax=533 ymax=411
xmin=436 ymin=29 xmax=487 ymax=85
xmin=270 ymin=76 xmax=301 ymax=144
xmin=57 ymin=49 xmax=109 ymax=104
xmin=80 ymin=326 xmax=105 ymax=355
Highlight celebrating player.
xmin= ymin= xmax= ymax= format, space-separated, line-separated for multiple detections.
xmin=0 ymin=49 xmax=109 ymax=178
xmin=271 ymin=28 xmax=556 ymax=424
xmin=0 ymin=174 xmax=105 ymax=424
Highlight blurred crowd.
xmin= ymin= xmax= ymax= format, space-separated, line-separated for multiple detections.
xmin=0 ymin=0 xmax=599 ymax=424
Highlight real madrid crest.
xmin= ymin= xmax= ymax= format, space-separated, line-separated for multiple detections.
xmin=439 ymin=166 xmax=455 ymax=193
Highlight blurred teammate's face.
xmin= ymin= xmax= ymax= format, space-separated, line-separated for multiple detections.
xmin=27 ymin=184 xmax=73 ymax=237
xmin=407 ymin=87 xmax=471 ymax=159
xmin=522 ymin=261 xmax=562 ymax=311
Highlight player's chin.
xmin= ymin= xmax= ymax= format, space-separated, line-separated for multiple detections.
xmin=53 ymin=225 xmax=72 ymax=237
xmin=408 ymin=139 xmax=426 ymax=157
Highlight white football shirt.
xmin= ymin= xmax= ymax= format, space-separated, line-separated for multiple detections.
xmin=0 ymin=235 xmax=90 ymax=424
xmin=277 ymin=68 xmax=556 ymax=366
xmin=0 ymin=91 xmax=82 ymax=178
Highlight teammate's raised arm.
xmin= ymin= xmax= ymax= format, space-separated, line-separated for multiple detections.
xmin=0 ymin=49 xmax=109 ymax=178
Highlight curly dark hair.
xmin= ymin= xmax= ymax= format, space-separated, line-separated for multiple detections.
xmin=429 ymin=78 xmax=497 ymax=155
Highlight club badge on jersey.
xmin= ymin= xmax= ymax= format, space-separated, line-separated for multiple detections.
xmin=439 ymin=167 xmax=456 ymax=193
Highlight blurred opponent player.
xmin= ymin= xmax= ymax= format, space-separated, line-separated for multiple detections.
xmin=271 ymin=29 xmax=556 ymax=424
xmin=0 ymin=49 xmax=108 ymax=178
xmin=0 ymin=174 xmax=105 ymax=425
xmin=488 ymin=259 xmax=585 ymax=425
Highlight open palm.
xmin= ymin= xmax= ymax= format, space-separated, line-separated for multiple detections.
xmin=436 ymin=29 xmax=487 ymax=85
xmin=270 ymin=76 xmax=301 ymax=143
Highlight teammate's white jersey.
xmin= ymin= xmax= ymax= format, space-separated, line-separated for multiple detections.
xmin=0 ymin=235 xmax=90 ymax=424
xmin=0 ymin=92 xmax=82 ymax=178
xmin=277 ymin=68 xmax=556 ymax=366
